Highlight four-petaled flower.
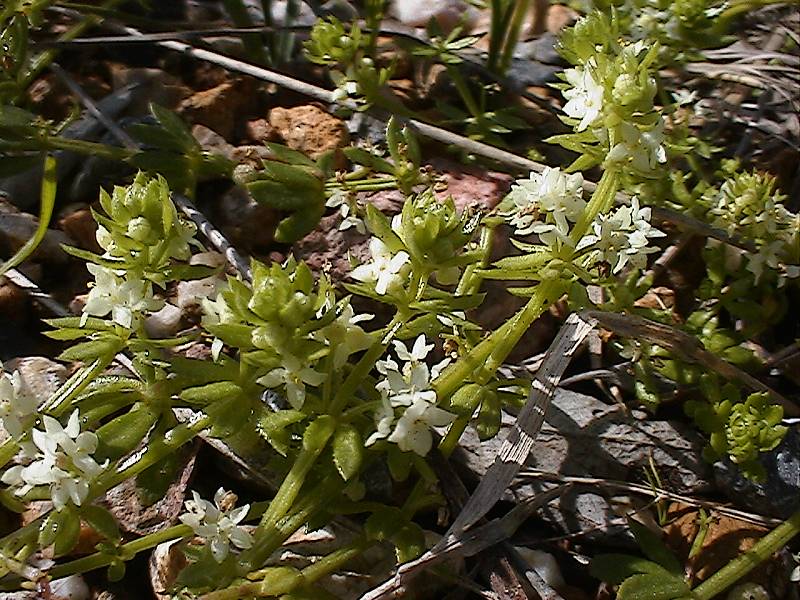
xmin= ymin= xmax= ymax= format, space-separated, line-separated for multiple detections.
xmin=562 ymin=63 xmax=605 ymax=131
xmin=179 ymin=488 xmax=253 ymax=563
xmin=505 ymin=167 xmax=586 ymax=244
xmin=579 ymin=197 xmax=665 ymax=273
xmin=606 ymin=120 xmax=667 ymax=173
xmin=350 ymin=238 xmax=410 ymax=295
xmin=387 ymin=397 xmax=456 ymax=456
xmin=257 ymin=355 xmax=326 ymax=409
xmin=1 ymin=410 xmax=107 ymax=511
xmin=0 ymin=367 xmax=38 ymax=440
xmin=82 ymin=263 xmax=163 ymax=329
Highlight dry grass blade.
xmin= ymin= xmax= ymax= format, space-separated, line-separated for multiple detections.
xmin=585 ymin=310 xmax=798 ymax=416
xmin=443 ymin=312 xmax=597 ymax=537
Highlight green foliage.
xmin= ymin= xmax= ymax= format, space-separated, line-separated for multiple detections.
xmin=687 ymin=385 xmax=787 ymax=480
xmin=590 ymin=519 xmax=690 ymax=600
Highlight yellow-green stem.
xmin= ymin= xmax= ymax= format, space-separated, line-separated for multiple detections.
xmin=688 ymin=509 xmax=800 ymax=600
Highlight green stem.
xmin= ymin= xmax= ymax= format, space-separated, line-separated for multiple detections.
xmin=300 ymin=537 xmax=371 ymax=584
xmin=256 ymin=429 xmax=334 ymax=529
xmin=498 ymin=0 xmax=531 ymax=75
xmin=688 ymin=509 xmax=800 ymax=600
xmin=41 ymin=135 xmax=135 ymax=162
xmin=235 ymin=476 xmax=343 ymax=577
xmin=45 ymin=524 xmax=193 ymax=581
xmin=447 ymin=65 xmax=482 ymax=121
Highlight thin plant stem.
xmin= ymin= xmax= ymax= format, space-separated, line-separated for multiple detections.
xmin=688 ymin=509 xmax=800 ymax=600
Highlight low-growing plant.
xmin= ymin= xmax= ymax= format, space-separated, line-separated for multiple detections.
xmin=0 ymin=2 xmax=798 ymax=598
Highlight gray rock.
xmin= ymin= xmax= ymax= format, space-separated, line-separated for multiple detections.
xmin=454 ymin=389 xmax=712 ymax=539
xmin=713 ymin=426 xmax=800 ymax=519
xmin=4 ymin=356 xmax=68 ymax=405
xmin=0 ymin=199 xmax=72 ymax=264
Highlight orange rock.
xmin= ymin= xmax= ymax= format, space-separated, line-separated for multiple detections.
xmin=268 ymin=105 xmax=350 ymax=160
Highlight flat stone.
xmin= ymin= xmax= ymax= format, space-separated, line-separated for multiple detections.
xmin=0 ymin=199 xmax=73 ymax=264
xmin=268 ymin=105 xmax=350 ymax=160
xmin=454 ymin=389 xmax=712 ymax=539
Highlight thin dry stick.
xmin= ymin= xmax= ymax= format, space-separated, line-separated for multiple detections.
xmin=517 ymin=469 xmax=782 ymax=527
xmin=586 ymin=310 xmax=798 ymax=416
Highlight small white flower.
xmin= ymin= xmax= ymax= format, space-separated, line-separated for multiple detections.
xmin=332 ymin=79 xmax=359 ymax=102
xmin=0 ymin=369 xmax=39 ymax=439
xmin=562 ymin=63 xmax=605 ymax=132
xmin=580 ymin=197 xmax=665 ymax=274
xmin=350 ymin=238 xmax=410 ymax=295
xmin=314 ymin=304 xmax=374 ymax=368
xmin=505 ymin=167 xmax=586 ymax=241
xmin=387 ymin=398 xmax=455 ymax=456
xmin=257 ymin=355 xmax=326 ymax=409
xmin=82 ymin=264 xmax=163 ymax=328
xmin=180 ymin=488 xmax=253 ymax=563
xmin=1 ymin=410 xmax=106 ymax=511
xmin=607 ymin=120 xmax=667 ymax=173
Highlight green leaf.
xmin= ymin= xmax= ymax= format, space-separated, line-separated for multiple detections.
xmin=95 ymin=407 xmax=159 ymax=461
xmin=180 ymin=381 xmax=243 ymax=406
xmin=274 ymin=203 xmax=325 ymax=243
xmin=0 ymin=104 xmax=37 ymax=130
xmin=332 ymin=425 xmax=363 ymax=481
xmin=449 ymin=383 xmax=485 ymax=416
xmin=590 ymin=554 xmax=670 ymax=585
xmin=342 ymin=147 xmax=394 ymax=173
xmin=257 ymin=410 xmax=306 ymax=455
xmin=387 ymin=445 xmax=412 ymax=482
xmin=303 ymin=415 xmax=336 ymax=451
xmin=259 ymin=566 xmax=305 ymax=596
xmin=475 ymin=391 xmax=501 ymax=440
xmin=260 ymin=161 xmax=323 ymax=190
xmin=628 ymin=520 xmax=683 ymax=575
xmin=58 ymin=338 xmax=125 ymax=362
xmin=81 ymin=505 xmax=121 ymax=542
xmin=617 ymin=573 xmax=690 ymax=600
xmin=149 ymin=103 xmax=199 ymax=152
xmin=365 ymin=507 xmax=404 ymax=541
xmin=264 ymin=142 xmax=318 ymax=168
xmin=410 ymin=293 xmax=485 ymax=313
xmin=392 ymin=522 xmax=426 ymax=563
xmin=40 ymin=508 xmax=81 ymax=557
xmin=247 ymin=180 xmax=320 ymax=210
xmin=0 ymin=154 xmax=56 ymax=279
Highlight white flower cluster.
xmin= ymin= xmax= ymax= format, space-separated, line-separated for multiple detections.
xmin=82 ymin=263 xmax=164 ymax=329
xmin=560 ymin=35 xmax=667 ymax=175
xmin=179 ymin=488 xmax=253 ymax=563
xmin=504 ymin=167 xmax=586 ymax=247
xmin=1 ymin=410 xmax=107 ymax=511
xmin=350 ymin=238 xmax=410 ymax=295
xmin=578 ymin=197 xmax=666 ymax=273
xmin=366 ymin=335 xmax=454 ymax=456
xmin=0 ymin=367 xmax=38 ymax=440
